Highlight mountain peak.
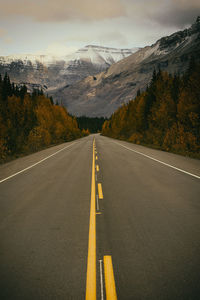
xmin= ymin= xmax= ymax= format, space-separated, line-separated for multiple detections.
xmin=156 ymin=16 xmax=200 ymax=53
xmin=85 ymin=45 xmax=107 ymax=49
xmin=75 ymin=45 xmax=139 ymax=65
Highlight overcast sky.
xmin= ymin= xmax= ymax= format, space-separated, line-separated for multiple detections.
xmin=0 ymin=0 xmax=200 ymax=56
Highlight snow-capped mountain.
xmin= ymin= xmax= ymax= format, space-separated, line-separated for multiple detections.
xmin=0 ymin=45 xmax=138 ymax=66
xmin=55 ymin=17 xmax=200 ymax=117
xmin=0 ymin=45 xmax=139 ymax=92
xmin=69 ymin=45 xmax=139 ymax=65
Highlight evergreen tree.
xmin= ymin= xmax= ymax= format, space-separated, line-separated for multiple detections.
xmin=102 ymin=63 xmax=200 ymax=156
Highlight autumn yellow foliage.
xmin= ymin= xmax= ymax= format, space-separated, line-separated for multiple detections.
xmin=0 ymin=77 xmax=83 ymax=162
xmin=102 ymin=62 xmax=200 ymax=157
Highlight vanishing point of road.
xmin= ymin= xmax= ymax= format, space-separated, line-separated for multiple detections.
xmin=0 ymin=134 xmax=200 ymax=300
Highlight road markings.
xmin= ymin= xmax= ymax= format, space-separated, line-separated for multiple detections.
xmin=96 ymin=165 xmax=99 ymax=172
xmin=96 ymin=155 xmax=98 ymax=160
xmin=98 ymin=183 xmax=103 ymax=199
xmin=86 ymin=139 xmax=96 ymax=300
xmin=0 ymin=142 xmax=77 ymax=184
xmin=99 ymin=260 xmax=104 ymax=300
xmin=113 ymin=141 xmax=200 ymax=180
xmin=104 ymin=256 xmax=117 ymax=300
xmin=96 ymin=194 xmax=99 ymax=211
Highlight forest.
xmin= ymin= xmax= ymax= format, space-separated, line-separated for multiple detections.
xmin=76 ymin=116 xmax=106 ymax=133
xmin=0 ymin=74 xmax=85 ymax=163
xmin=102 ymin=59 xmax=200 ymax=158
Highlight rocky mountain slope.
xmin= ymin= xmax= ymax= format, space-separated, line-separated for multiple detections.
xmin=56 ymin=17 xmax=200 ymax=117
xmin=0 ymin=46 xmax=138 ymax=92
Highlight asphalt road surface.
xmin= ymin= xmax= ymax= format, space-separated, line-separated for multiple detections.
xmin=0 ymin=134 xmax=200 ymax=300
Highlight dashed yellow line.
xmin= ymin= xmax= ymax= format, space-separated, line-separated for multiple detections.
xmin=104 ymin=256 xmax=117 ymax=300
xmin=96 ymin=155 xmax=98 ymax=160
xmin=98 ymin=183 xmax=103 ymax=199
xmin=86 ymin=139 xmax=96 ymax=300
xmin=96 ymin=165 xmax=99 ymax=172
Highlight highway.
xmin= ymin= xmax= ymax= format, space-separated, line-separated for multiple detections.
xmin=0 ymin=134 xmax=200 ymax=300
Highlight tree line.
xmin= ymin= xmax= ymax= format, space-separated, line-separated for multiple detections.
xmin=76 ymin=116 xmax=106 ymax=133
xmin=0 ymin=74 xmax=86 ymax=163
xmin=102 ymin=59 xmax=200 ymax=157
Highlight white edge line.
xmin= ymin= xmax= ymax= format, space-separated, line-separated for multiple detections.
xmin=0 ymin=141 xmax=77 ymax=184
xmin=99 ymin=259 xmax=104 ymax=300
xmin=113 ymin=141 xmax=200 ymax=180
xmin=96 ymin=194 xmax=99 ymax=211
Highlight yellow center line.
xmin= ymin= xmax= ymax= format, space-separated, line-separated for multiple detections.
xmin=96 ymin=155 xmax=98 ymax=160
xmin=96 ymin=165 xmax=99 ymax=172
xmin=104 ymin=256 xmax=118 ymax=300
xmin=86 ymin=139 xmax=96 ymax=300
xmin=98 ymin=183 xmax=103 ymax=199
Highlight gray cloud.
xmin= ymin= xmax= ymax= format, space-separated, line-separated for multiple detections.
xmin=0 ymin=0 xmax=199 ymax=27
xmin=149 ymin=0 xmax=200 ymax=27
xmin=120 ymin=0 xmax=199 ymax=29
xmin=0 ymin=28 xmax=13 ymax=45
xmin=98 ymin=31 xmax=128 ymax=45
xmin=64 ymin=27 xmax=129 ymax=48
xmin=1 ymin=0 xmax=200 ymax=56
xmin=154 ymin=11 xmax=199 ymax=28
xmin=0 ymin=0 xmax=126 ymax=22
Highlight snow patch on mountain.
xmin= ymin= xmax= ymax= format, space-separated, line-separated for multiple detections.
xmin=73 ymin=45 xmax=139 ymax=65
xmin=0 ymin=45 xmax=140 ymax=68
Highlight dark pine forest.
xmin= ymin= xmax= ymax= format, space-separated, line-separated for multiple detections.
xmin=102 ymin=59 xmax=200 ymax=158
